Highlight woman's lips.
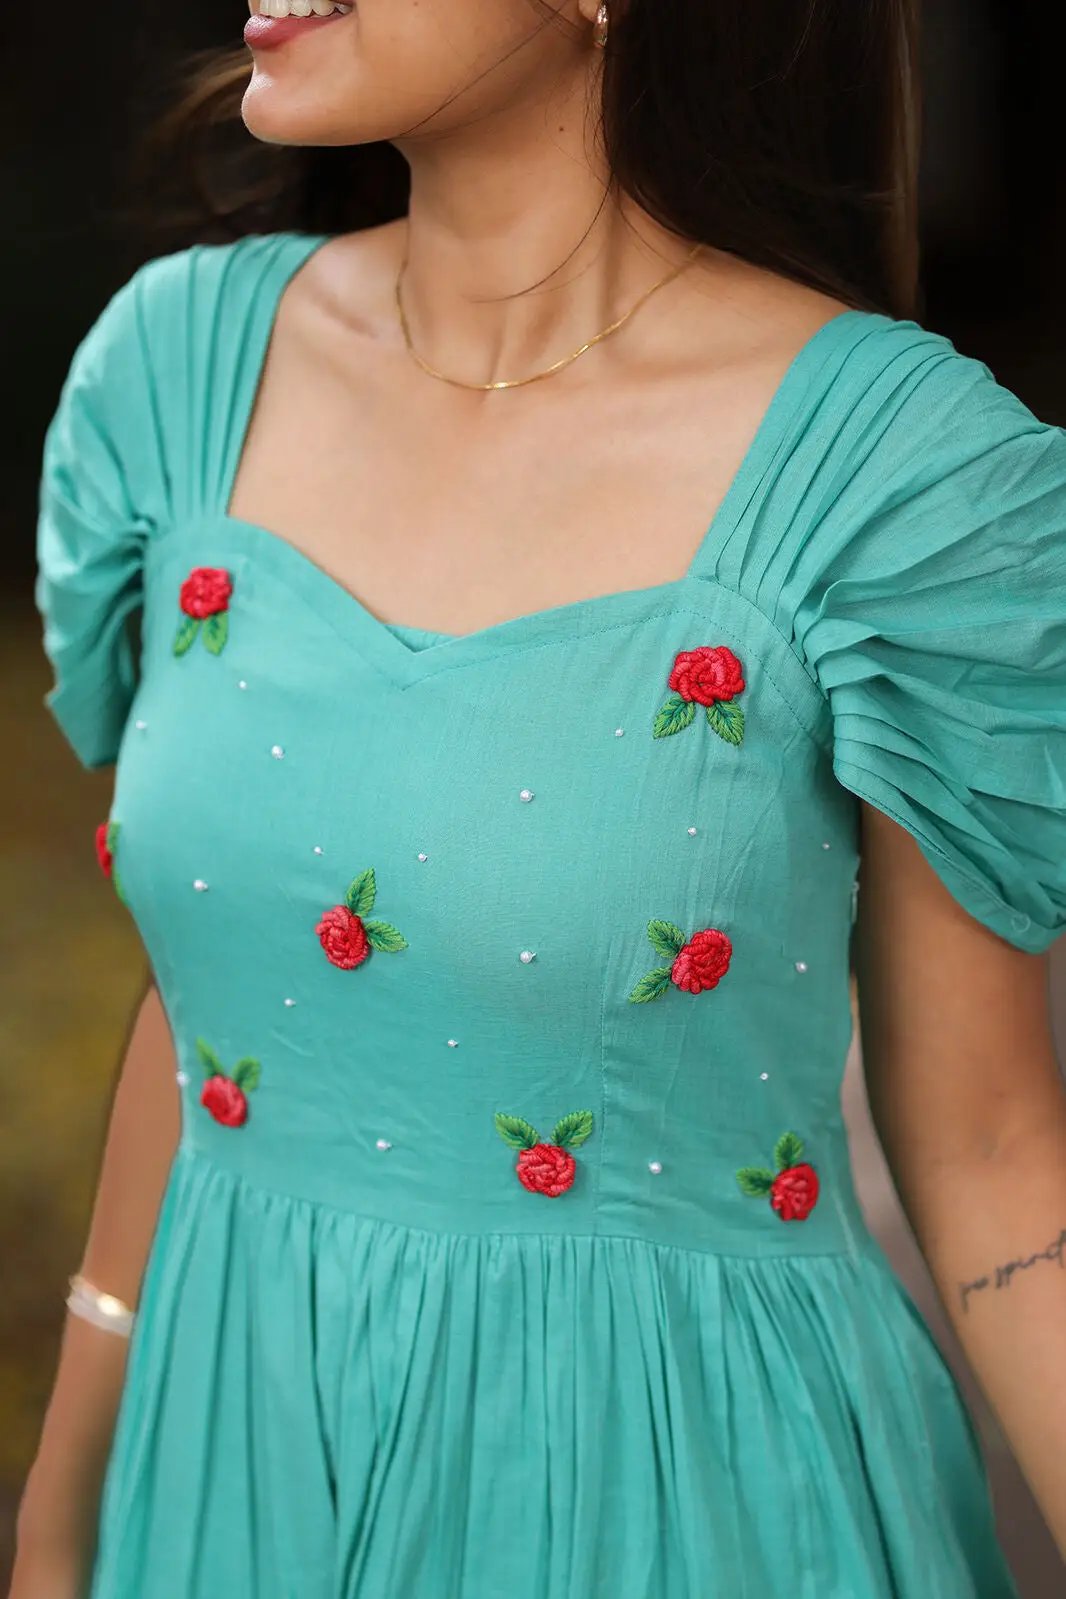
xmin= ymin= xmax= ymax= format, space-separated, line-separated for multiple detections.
xmin=244 ymin=11 xmax=349 ymax=51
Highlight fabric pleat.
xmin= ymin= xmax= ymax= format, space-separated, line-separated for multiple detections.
xmin=89 ymin=1148 xmax=1018 ymax=1599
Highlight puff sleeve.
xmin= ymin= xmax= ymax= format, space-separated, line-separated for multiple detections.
xmin=795 ymin=342 xmax=1066 ymax=954
xmin=35 ymin=269 xmax=158 ymax=769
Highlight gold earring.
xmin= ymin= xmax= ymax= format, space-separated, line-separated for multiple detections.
xmin=592 ymin=2 xmax=609 ymax=49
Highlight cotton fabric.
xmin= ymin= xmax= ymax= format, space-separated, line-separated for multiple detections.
xmin=35 ymin=231 xmax=1066 ymax=1598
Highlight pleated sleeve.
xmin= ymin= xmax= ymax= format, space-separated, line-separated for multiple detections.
xmin=35 ymin=268 xmax=159 ymax=769
xmin=795 ymin=342 xmax=1066 ymax=953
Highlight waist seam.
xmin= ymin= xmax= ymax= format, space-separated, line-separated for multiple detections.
xmin=176 ymin=1139 xmax=875 ymax=1268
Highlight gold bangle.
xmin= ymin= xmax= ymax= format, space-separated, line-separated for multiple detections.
xmin=66 ymin=1272 xmax=136 ymax=1338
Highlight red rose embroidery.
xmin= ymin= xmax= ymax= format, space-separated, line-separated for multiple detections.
xmin=670 ymin=928 xmax=733 ymax=994
xmin=517 ymin=1143 xmax=577 ymax=1197
xmin=194 ymin=1039 xmax=261 ymax=1127
xmin=174 ymin=568 xmax=234 ymax=656
xmin=201 ymin=1074 xmax=248 ymax=1128
xmin=771 ymin=1162 xmax=820 ymax=1221
xmin=316 ymin=905 xmax=371 ymax=969
xmin=629 ymin=919 xmax=732 ymax=1002
xmin=653 ymin=643 xmax=746 ymax=743
xmin=495 ymin=1110 xmax=593 ymax=1197
xmin=95 ymin=821 xmax=113 ymax=877
xmin=737 ymin=1132 xmax=819 ymax=1222
xmin=669 ymin=645 xmax=745 ymax=706
xmin=95 ymin=819 xmax=126 ymax=902
xmin=317 ymin=869 xmax=407 ymax=969
xmin=180 ymin=566 xmax=233 ymax=619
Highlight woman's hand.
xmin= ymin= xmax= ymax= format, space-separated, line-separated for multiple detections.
xmin=9 ymin=1453 xmax=100 ymax=1599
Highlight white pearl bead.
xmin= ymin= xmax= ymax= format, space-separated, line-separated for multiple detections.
xmin=822 ymin=841 xmax=831 ymax=850
xmin=375 ymin=1138 xmax=392 ymax=1150
xmin=283 ymin=998 xmax=296 ymax=1008
xmin=134 ymin=718 xmax=147 ymax=731
xmin=519 ymin=950 xmax=536 ymax=964
xmin=238 ymin=680 xmax=248 ymax=690
xmin=193 ymin=879 xmax=209 ymax=892
xmin=176 ymin=1070 xmax=189 ymax=1087
xmin=447 ymin=1038 xmax=459 ymax=1048
xmin=760 ymin=1072 xmax=769 ymax=1081
xmin=614 ymin=727 xmax=624 ymax=737
xmin=687 ymin=826 xmax=698 ymax=836
xmin=648 ymin=1160 xmax=663 ymax=1175
xmin=313 ymin=845 xmax=324 ymax=855
xmin=271 ymin=745 xmax=285 ymax=759
xmin=417 ymin=852 xmax=428 ymax=862
xmin=519 ymin=789 xmax=534 ymax=802
xmin=794 ymin=960 xmax=808 ymax=973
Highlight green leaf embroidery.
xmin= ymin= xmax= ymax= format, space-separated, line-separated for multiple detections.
xmin=173 ymin=616 xmax=200 ymax=656
xmin=646 ymin=919 xmax=686 ymax=959
xmin=652 ymin=694 xmax=697 ymax=739
xmin=201 ymin=612 xmax=229 ymax=655
xmin=494 ymin=1113 xmax=540 ymax=1150
xmin=736 ymin=1166 xmax=775 ymax=1197
xmin=363 ymin=920 xmax=408 ymax=953
xmin=231 ymin=1057 xmax=261 ymax=1091
xmin=774 ymin=1131 xmax=804 ymax=1171
xmin=345 ymin=868 xmax=377 ymax=917
xmin=627 ymin=965 xmax=674 ymax=1003
xmin=549 ymin=1110 xmax=594 ymax=1150
xmin=706 ymin=700 xmax=744 ymax=745
xmin=105 ymin=820 xmax=126 ymax=904
xmin=195 ymin=1037 xmax=224 ymax=1076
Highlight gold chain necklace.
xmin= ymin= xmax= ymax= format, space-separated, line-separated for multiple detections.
xmin=394 ymin=241 xmax=703 ymax=392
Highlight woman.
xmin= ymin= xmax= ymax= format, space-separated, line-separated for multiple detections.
xmin=12 ymin=1 xmax=1066 ymax=1595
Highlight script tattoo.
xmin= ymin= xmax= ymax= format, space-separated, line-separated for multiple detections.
xmin=958 ymin=1226 xmax=1066 ymax=1314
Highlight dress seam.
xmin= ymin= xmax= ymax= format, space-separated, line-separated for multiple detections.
xmin=392 ymin=598 xmax=833 ymax=754
xmin=143 ymin=520 xmax=834 ymax=755
xmin=176 ymin=1142 xmax=874 ymax=1266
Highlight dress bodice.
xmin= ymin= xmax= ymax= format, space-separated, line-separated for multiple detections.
xmin=36 ymin=232 xmax=1066 ymax=1252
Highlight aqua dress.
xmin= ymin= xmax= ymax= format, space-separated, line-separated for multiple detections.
xmin=35 ymin=231 xmax=1066 ymax=1599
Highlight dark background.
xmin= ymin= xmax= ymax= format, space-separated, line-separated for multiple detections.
xmin=3 ymin=0 xmax=1065 ymax=582
xmin=2 ymin=0 xmax=1064 ymax=1591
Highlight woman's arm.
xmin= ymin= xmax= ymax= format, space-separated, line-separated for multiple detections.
xmin=9 ymin=979 xmax=180 ymax=1599
xmin=855 ymin=801 xmax=1066 ymax=1560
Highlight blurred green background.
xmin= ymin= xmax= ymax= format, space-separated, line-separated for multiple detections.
xmin=0 ymin=609 xmax=147 ymax=1561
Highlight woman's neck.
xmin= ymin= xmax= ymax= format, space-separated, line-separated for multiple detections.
xmin=393 ymin=102 xmax=700 ymax=388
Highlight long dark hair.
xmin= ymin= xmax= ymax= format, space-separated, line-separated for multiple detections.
xmin=131 ymin=0 xmax=922 ymax=319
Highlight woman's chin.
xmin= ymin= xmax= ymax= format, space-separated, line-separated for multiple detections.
xmin=240 ymin=80 xmax=360 ymax=148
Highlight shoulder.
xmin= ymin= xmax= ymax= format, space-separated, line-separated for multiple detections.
xmin=677 ymin=257 xmax=1055 ymax=479
xmin=833 ymin=310 xmax=1061 ymax=449
xmin=800 ymin=312 xmax=1066 ymax=563
xmin=61 ymin=232 xmax=330 ymax=406
xmin=787 ymin=311 xmax=1066 ymax=731
xmin=707 ymin=257 xmax=1058 ymax=461
xmin=125 ymin=229 xmax=322 ymax=299
xmin=49 ymin=230 xmax=334 ymax=489
xmin=128 ymin=228 xmax=326 ymax=330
